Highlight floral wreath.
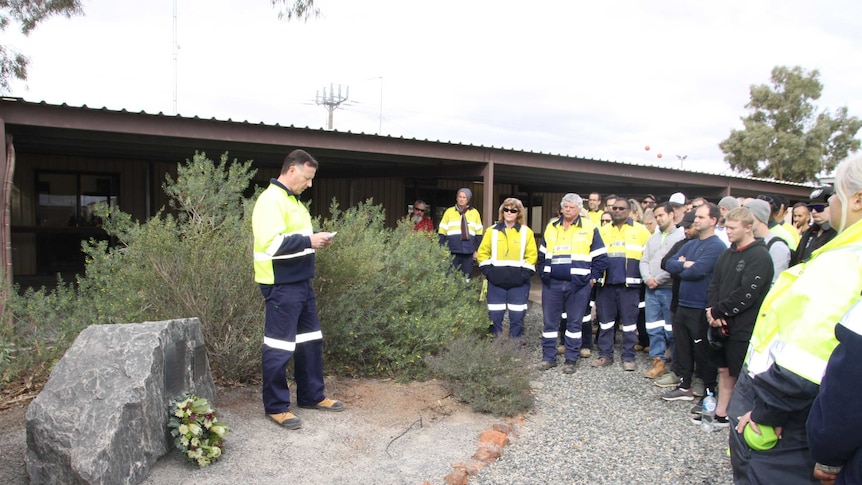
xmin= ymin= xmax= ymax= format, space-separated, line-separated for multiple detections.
xmin=167 ymin=392 xmax=229 ymax=468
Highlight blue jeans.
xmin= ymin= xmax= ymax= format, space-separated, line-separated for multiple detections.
xmin=644 ymin=287 xmax=674 ymax=362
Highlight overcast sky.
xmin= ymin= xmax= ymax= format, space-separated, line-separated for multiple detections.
xmin=6 ymin=0 xmax=862 ymax=174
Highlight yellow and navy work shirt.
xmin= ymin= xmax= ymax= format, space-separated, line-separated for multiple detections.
xmin=598 ymin=219 xmax=651 ymax=286
xmin=438 ymin=205 xmax=484 ymax=254
xmin=477 ymin=222 xmax=538 ymax=288
xmin=252 ymin=179 xmax=316 ymax=285
xmin=538 ymin=216 xmax=608 ymax=286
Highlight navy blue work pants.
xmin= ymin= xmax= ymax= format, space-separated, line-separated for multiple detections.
xmin=595 ymin=284 xmax=640 ymax=362
xmin=260 ymin=280 xmax=325 ymax=414
xmin=541 ymin=278 xmax=592 ymax=362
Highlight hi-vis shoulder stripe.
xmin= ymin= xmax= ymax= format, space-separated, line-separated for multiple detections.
xmin=485 ymin=226 xmax=533 ymax=270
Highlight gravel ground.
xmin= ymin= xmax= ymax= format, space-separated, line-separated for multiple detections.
xmin=472 ymin=303 xmax=734 ymax=485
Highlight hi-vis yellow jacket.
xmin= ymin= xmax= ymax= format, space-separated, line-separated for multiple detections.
xmin=477 ymin=222 xmax=538 ymax=289
xmin=745 ymin=219 xmax=862 ymax=385
xmin=598 ymin=219 xmax=651 ymax=286
xmin=252 ymin=179 xmax=315 ymax=285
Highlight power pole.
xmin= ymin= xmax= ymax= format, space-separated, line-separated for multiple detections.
xmin=316 ymin=84 xmax=349 ymax=130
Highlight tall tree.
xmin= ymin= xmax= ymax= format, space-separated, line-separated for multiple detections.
xmin=719 ymin=66 xmax=862 ymax=183
xmin=0 ymin=0 xmax=83 ymax=92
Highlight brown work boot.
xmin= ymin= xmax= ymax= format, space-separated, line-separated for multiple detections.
xmin=269 ymin=411 xmax=302 ymax=429
xmin=643 ymin=357 xmax=666 ymax=379
xmin=300 ymin=398 xmax=344 ymax=412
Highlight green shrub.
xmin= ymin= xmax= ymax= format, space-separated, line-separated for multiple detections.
xmin=426 ymin=334 xmax=534 ymax=416
xmin=0 ymin=276 xmax=92 ymax=384
xmin=78 ymin=152 xmax=264 ymax=383
xmin=314 ymin=200 xmax=488 ymax=379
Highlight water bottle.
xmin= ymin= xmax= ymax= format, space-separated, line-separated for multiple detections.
xmin=701 ymin=392 xmax=717 ymax=433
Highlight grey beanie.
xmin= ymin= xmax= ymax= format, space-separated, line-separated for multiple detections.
xmin=718 ymin=196 xmax=740 ymax=211
xmin=457 ymin=188 xmax=472 ymax=201
xmin=744 ymin=199 xmax=771 ymax=225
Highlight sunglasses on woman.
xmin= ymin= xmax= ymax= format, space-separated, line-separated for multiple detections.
xmin=502 ymin=208 xmax=519 ymax=214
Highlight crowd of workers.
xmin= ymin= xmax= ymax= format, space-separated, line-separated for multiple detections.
xmin=428 ymin=155 xmax=862 ymax=485
xmin=252 ymin=148 xmax=862 ymax=483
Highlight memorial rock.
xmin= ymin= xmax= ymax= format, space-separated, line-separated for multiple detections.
xmin=26 ymin=318 xmax=215 ymax=485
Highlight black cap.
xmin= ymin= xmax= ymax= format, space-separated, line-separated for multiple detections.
xmin=808 ymin=185 xmax=833 ymax=203
xmin=678 ymin=210 xmax=696 ymax=228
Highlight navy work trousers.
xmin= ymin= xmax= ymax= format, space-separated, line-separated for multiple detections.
xmin=595 ymin=284 xmax=640 ymax=362
xmin=260 ymin=280 xmax=325 ymax=414
xmin=542 ymin=278 xmax=592 ymax=362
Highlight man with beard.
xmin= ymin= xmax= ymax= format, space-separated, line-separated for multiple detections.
xmin=408 ymin=200 xmax=434 ymax=232
xmin=640 ymin=203 xmax=686 ymax=379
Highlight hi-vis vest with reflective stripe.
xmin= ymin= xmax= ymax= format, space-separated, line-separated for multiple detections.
xmin=252 ymin=181 xmax=315 ymax=285
xmin=540 ymin=216 xmax=604 ymax=280
xmin=438 ymin=206 xmax=484 ymax=254
xmin=745 ymin=219 xmax=862 ymax=385
xmin=477 ymin=222 xmax=538 ymax=272
xmin=598 ymin=219 xmax=651 ymax=286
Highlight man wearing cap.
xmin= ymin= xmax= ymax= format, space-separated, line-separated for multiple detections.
xmin=438 ymin=188 xmax=484 ymax=278
xmin=641 ymin=194 xmax=657 ymax=212
xmin=745 ymin=199 xmax=791 ymax=284
xmin=660 ymin=203 xmax=725 ymax=401
xmin=640 ymin=202 xmax=685 ymax=379
xmin=668 ymin=192 xmax=687 ymax=225
xmin=795 ymin=186 xmax=838 ymax=265
xmin=715 ymin=196 xmax=739 ymax=247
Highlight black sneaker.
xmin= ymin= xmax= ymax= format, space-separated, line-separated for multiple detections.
xmin=691 ymin=397 xmax=704 ymax=415
xmin=691 ymin=414 xmax=730 ymax=428
xmin=562 ymin=360 xmax=577 ymax=374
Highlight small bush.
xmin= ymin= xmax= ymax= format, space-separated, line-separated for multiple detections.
xmin=426 ymin=334 xmax=534 ymax=416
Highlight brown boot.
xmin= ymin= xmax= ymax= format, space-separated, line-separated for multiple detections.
xmin=643 ymin=357 xmax=666 ymax=379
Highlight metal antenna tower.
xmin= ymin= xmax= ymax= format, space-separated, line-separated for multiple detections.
xmin=315 ymin=84 xmax=349 ymax=130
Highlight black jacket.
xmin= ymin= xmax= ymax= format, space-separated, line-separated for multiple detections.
xmin=707 ymin=238 xmax=774 ymax=342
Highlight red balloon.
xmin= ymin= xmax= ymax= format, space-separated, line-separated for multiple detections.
xmin=657 ymin=153 xmax=663 ymax=159
xmin=644 ymin=145 xmax=650 ymax=151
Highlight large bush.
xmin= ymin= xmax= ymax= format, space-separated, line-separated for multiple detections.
xmin=314 ymin=200 xmax=488 ymax=378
